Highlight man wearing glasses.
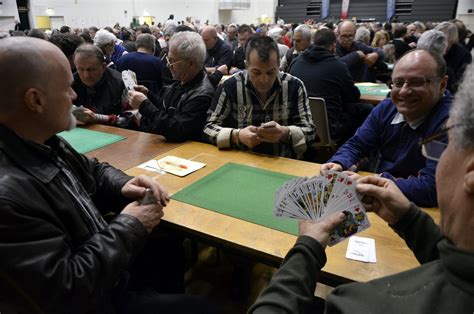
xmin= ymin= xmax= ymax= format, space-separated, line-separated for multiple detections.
xmin=250 ymin=63 xmax=474 ymax=313
xmin=128 ymin=31 xmax=215 ymax=142
xmin=321 ymin=49 xmax=452 ymax=207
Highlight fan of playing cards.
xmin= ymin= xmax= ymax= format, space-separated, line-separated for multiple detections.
xmin=274 ymin=171 xmax=370 ymax=246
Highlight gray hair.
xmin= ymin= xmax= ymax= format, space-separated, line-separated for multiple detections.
xmin=294 ymin=25 xmax=312 ymax=42
xmin=74 ymin=44 xmax=105 ymax=64
xmin=435 ymin=21 xmax=458 ymax=46
xmin=136 ymin=33 xmax=155 ymax=51
xmin=413 ymin=21 xmax=426 ymax=33
xmin=355 ymin=26 xmax=370 ymax=43
xmin=450 ymin=62 xmax=474 ymax=149
xmin=267 ymin=27 xmax=283 ymax=42
xmin=169 ymin=31 xmax=206 ymax=67
xmin=93 ymin=29 xmax=116 ymax=47
xmin=417 ymin=30 xmax=448 ymax=56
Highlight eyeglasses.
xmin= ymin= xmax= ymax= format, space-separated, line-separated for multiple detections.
xmin=418 ymin=124 xmax=463 ymax=161
xmin=388 ymin=77 xmax=439 ymax=89
xmin=166 ymin=55 xmax=185 ymax=67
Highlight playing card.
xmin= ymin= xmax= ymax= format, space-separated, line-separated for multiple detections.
xmin=122 ymin=70 xmax=137 ymax=91
xmin=273 ymin=171 xmax=370 ymax=247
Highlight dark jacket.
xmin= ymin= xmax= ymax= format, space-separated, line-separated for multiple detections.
xmin=72 ymin=68 xmax=126 ymax=115
xmin=336 ymin=41 xmax=384 ymax=82
xmin=249 ymin=204 xmax=474 ymax=313
xmin=204 ymin=38 xmax=233 ymax=68
xmin=391 ymin=38 xmax=413 ymax=60
xmin=289 ymin=45 xmax=360 ymax=140
xmin=139 ymin=71 xmax=215 ymax=142
xmin=0 ymin=125 xmax=148 ymax=313
xmin=444 ymin=43 xmax=472 ymax=93
xmin=328 ymin=92 xmax=452 ymax=207
xmin=116 ymin=51 xmax=164 ymax=95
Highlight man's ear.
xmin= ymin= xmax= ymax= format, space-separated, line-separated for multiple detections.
xmin=23 ymin=88 xmax=46 ymax=113
xmin=464 ymin=156 xmax=474 ymax=194
xmin=439 ymin=74 xmax=448 ymax=94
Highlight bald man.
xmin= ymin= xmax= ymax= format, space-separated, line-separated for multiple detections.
xmin=0 ymin=37 xmax=214 ymax=313
xmin=336 ymin=21 xmax=385 ymax=82
xmin=201 ymin=26 xmax=233 ymax=75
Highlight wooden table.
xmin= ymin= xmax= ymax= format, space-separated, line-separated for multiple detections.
xmin=126 ymin=142 xmax=440 ymax=285
xmin=356 ymin=83 xmax=390 ymax=105
xmin=82 ymin=124 xmax=182 ymax=170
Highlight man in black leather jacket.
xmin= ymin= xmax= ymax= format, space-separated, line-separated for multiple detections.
xmin=128 ymin=31 xmax=215 ymax=142
xmin=0 ymin=37 xmax=213 ymax=314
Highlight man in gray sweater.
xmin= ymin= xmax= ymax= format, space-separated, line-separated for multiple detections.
xmin=249 ymin=63 xmax=474 ymax=313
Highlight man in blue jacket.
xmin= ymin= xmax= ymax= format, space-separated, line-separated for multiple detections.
xmin=321 ymin=49 xmax=452 ymax=207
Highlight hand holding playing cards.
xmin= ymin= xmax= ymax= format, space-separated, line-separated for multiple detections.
xmin=128 ymin=90 xmax=148 ymax=110
xmin=133 ymin=85 xmax=149 ymax=95
xmin=356 ymin=176 xmax=411 ymax=225
xmin=299 ymin=212 xmax=346 ymax=248
xmin=256 ymin=121 xmax=289 ymax=143
xmin=239 ymin=125 xmax=261 ymax=148
xmin=320 ymin=162 xmax=343 ymax=174
xmin=121 ymin=175 xmax=169 ymax=206
xmin=73 ymin=107 xmax=96 ymax=124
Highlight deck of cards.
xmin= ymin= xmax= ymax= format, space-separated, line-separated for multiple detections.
xmin=274 ymin=171 xmax=370 ymax=246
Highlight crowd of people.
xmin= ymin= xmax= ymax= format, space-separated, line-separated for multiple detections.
xmin=0 ymin=13 xmax=473 ymax=313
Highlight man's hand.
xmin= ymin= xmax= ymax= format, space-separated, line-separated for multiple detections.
xmin=73 ymin=107 xmax=96 ymax=124
xmin=121 ymin=201 xmax=164 ymax=233
xmin=128 ymin=91 xmax=148 ymax=110
xmin=256 ymin=121 xmax=289 ymax=143
xmin=320 ymin=162 xmax=343 ymax=175
xmin=356 ymin=176 xmax=411 ymax=225
xmin=356 ymin=50 xmax=367 ymax=62
xmin=343 ymin=170 xmax=362 ymax=181
xmin=364 ymin=52 xmax=379 ymax=67
xmin=121 ymin=175 xmax=169 ymax=206
xmin=299 ymin=212 xmax=346 ymax=248
xmin=216 ymin=64 xmax=229 ymax=75
xmin=133 ymin=85 xmax=149 ymax=95
xmin=238 ymin=125 xmax=261 ymax=148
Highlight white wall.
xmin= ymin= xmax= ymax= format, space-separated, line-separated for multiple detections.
xmin=0 ymin=0 xmax=20 ymax=30
xmin=25 ymin=0 xmax=276 ymax=29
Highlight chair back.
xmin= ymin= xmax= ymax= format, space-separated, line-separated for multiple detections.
xmin=308 ymin=97 xmax=336 ymax=147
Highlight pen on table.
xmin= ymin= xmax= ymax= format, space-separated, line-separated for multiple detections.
xmin=162 ymin=160 xmax=188 ymax=169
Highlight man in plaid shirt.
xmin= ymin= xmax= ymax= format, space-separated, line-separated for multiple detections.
xmin=203 ymin=36 xmax=315 ymax=159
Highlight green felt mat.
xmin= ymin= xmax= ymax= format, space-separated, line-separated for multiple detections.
xmin=58 ymin=128 xmax=125 ymax=154
xmin=172 ymin=163 xmax=299 ymax=235
xmin=356 ymin=84 xmax=391 ymax=96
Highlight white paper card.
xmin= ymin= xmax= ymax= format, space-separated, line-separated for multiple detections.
xmin=138 ymin=156 xmax=206 ymax=177
xmin=345 ymin=236 xmax=376 ymax=263
xmin=122 ymin=70 xmax=137 ymax=91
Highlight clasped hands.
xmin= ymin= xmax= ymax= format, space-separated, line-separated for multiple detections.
xmin=237 ymin=121 xmax=290 ymax=148
xmin=120 ymin=175 xmax=170 ymax=233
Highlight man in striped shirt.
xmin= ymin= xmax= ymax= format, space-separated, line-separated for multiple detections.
xmin=204 ymin=36 xmax=315 ymax=159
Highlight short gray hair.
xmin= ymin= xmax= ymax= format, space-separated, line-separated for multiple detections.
xmin=435 ymin=22 xmax=458 ymax=46
xmin=355 ymin=26 xmax=370 ymax=43
xmin=136 ymin=33 xmax=155 ymax=51
xmin=417 ymin=30 xmax=448 ymax=56
xmin=169 ymin=31 xmax=206 ymax=67
xmin=450 ymin=62 xmax=474 ymax=149
xmin=294 ymin=25 xmax=312 ymax=42
xmin=93 ymin=29 xmax=116 ymax=47
xmin=74 ymin=44 xmax=105 ymax=64
xmin=267 ymin=27 xmax=283 ymax=42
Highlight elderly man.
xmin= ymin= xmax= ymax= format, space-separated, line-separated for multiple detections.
xmin=320 ymin=49 xmax=452 ymax=207
xmin=280 ymin=24 xmax=312 ymax=72
xmin=226 ymin=23 xmax=239 ymax=51
xmin=201 ymin=26 xmax=233 ymax=75
xmin=204 ymin=36 xmax=315 ymax=159
xmin=72 ymin=44 xmax=132 ymax=127
xmin=250 ymin=62 xmax=474 ymax=313
xmin=116 ymin=33 xmax=164 ymax=95
xmin=0 ymin=37 xmax=215 ymax=313
xmin=336 ymin=21 xmax=384 ymax=82
xmin=128 ymin=31 xmax=215 ymax=142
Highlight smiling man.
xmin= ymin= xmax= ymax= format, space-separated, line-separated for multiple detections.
xmin=204 ymin=36 xmax=315 ymax=159
xmin=321 ymin=49 xmax=452 ymax=207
